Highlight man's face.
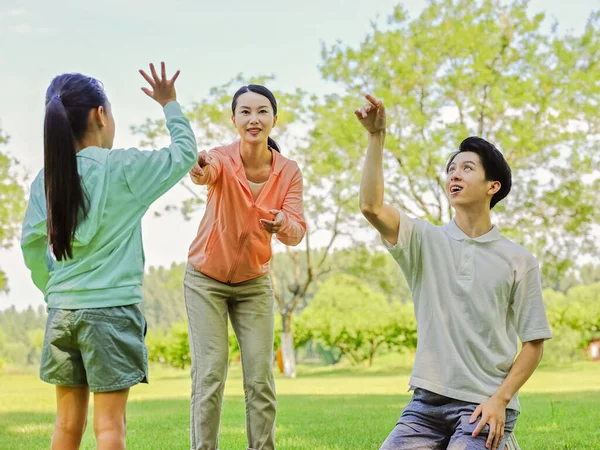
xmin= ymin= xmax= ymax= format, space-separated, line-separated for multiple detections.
xmin=446 ymin=151 xmax=499 ymax=209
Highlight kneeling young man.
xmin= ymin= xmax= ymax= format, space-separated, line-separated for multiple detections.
xmin=355 ymin=95 xmax=552 ymax=450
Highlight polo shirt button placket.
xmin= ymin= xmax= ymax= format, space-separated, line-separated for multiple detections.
xmin=459 ymin=241 xmax=475 ymax=280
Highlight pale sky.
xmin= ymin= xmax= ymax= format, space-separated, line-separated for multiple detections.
xmin=0 ymin=0 xmax=596 ymax=310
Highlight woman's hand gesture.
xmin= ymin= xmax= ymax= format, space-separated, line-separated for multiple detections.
xmin=190 ymin=150 xmax=211 ymax=178
xmin=260 ymin=210 xmax=285 ymax=234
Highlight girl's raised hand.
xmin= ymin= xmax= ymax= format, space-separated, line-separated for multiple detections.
xmin=140 ymin=62 xmax=180 ymax=107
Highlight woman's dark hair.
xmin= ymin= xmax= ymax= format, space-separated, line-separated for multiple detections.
xmin=44 ymin=73 xmax=107 ymax=260
xmin=446 ymin=136 xmax=512 ymax=209
xmin=231 ymin=84 xmax=280 ymax=152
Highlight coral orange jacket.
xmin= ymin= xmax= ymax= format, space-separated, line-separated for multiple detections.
xmin=188 ymin=141 xmax=306 ymax=284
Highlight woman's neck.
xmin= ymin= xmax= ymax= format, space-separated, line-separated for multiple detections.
xmin=240 ymin=139 xmax=272 ymax=168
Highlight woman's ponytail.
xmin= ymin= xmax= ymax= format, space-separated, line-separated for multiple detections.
xmin=267 ymin=136 xmax=281 ymax=153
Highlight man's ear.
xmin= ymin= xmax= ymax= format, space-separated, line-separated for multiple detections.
xmin=488 ymin=180 xmax=501 ymax=196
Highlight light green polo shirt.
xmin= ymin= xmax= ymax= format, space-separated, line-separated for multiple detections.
xmin=383 ymin=208 xmax=552 ymax=411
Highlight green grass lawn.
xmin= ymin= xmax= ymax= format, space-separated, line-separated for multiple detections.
xmin=1 ymin=360 xmax=599 ymax=449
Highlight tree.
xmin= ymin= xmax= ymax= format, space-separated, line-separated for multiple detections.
xmin=0 ymin=128 xmax=26 ymax=292
xmin=146 ymin=321 xmax=191 ymax=369
xmin=318 ymin=0 xmax=600 ymax=285
xmin=141 ymin=263 xmax=187 ymax=329
xmin=544 ymin=283 xmax=600 ymax=363
xmin=300 ymin=274 xmax=416 ymax=366
xmin=0 ymin=305 xmax=47 ymax=366
xmin=26 ymin=328 xmax=45 ymax=365
xmin=133 ymin=75 xmax=361 ymax=378
xmin=580 ymin=263 xmax=600 ymax=286
xmin=325 ymin=244 xmax=411 ymax=303
xmin=562 ymin=283 xmax=600 ymax=346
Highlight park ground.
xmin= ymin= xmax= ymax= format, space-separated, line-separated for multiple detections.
xmin=1 ymin=357 xmax=599 ymax=449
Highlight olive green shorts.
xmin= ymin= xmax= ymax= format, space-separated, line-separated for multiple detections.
xmin=40 ymin=304 xmax=148 ymax=393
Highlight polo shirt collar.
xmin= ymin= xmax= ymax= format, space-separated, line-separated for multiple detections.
xmin=444 ymin=219 xmax=501 ymax=243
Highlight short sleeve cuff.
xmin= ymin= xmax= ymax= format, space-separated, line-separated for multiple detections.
xmin=380 ymin=207 xmax=415 ymax=251
xmin=519 ymin=328 xmax=553 ymax=343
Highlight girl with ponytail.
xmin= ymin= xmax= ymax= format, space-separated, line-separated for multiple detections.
xmin=21 ymin=63 xmax=198 ymax=450
xmin=184 ymin=85 xmax=306 ymax=450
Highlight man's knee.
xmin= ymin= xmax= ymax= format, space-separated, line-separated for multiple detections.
xmin=379 ymin=419 xmax=449 ymax=450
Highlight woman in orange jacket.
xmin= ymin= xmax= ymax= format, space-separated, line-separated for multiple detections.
xmin=184 ymin=84 xmax=306 ymax=450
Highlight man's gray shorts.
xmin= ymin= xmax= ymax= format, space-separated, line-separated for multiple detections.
xmin=380 ymin=388 xmax=519 ymax=450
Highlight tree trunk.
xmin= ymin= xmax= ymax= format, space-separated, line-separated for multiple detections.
xmin=368 ymin=341 xmax=377 ymax=367
xmin=281 ymin=313 xmax=297 ymax=379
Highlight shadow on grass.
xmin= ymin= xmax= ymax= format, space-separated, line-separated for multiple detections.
xmin=1 ymin=392 xmax=599 ymax=450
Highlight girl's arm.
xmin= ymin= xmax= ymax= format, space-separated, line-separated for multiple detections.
xmin=21 ymin=175 xmax=51 ymax=293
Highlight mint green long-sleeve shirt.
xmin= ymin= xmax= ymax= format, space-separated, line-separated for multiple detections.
xmin=21 ymin=101 xmax=197 ymax=309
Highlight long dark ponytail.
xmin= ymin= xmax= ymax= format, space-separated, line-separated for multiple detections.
xmin=231 ymin=84 xmax=281 ymax=152
xmin=44 ymin=74 xmax=107 ymax=260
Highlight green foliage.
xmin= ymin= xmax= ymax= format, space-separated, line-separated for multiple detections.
xmin=274 ymin=313 xmax=312 ymax=350
xmin=140 ymin=254 xmax=600 ymax=369
xmin=147 ymin=322 xmax=190 ymax=370
xmin=541 ymin=325 xmax=587 ymax=365
xmin=269 ymin=251 xmax=316 ymax=314
xmin=26 ymin=329 xmax=45 ymax=350
xmin=543 ymin=283 xmax=600 ymax=363
xmin=141 ymin=263 xmax=187 ymax=330
xmin=25 ymin=328 xmax=45 ymax=366
xmin=147 ymin=320 xmax=242 ymax=370
xmin=2 ymin=341 xmax=29 ymax=366
xmin=580 ymin=263 xmax=600 ymax=286
xmin=325 ymin=244 xmax=411 ymax=302
xmin=228 ymin=322 xmax=241 ymax=364
xmin=0 ymin=306 xmax=47 ymax=366
xmin=300 ymin=274 xmax=416 ymax=366
xmin=164 ymin=322 xmax=192 ymax=370
xmin=385 ymin=303 xmax=418 ymax=351
xmin=0 ymin=129 xmax=27 ymax=292
xmin=554 ymin=283 xmax=600 ymax=342
xmin=317 ymin=0 xmax=600 ymax=285
xmin=146 ymin=329 xmax=169 ymax=365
